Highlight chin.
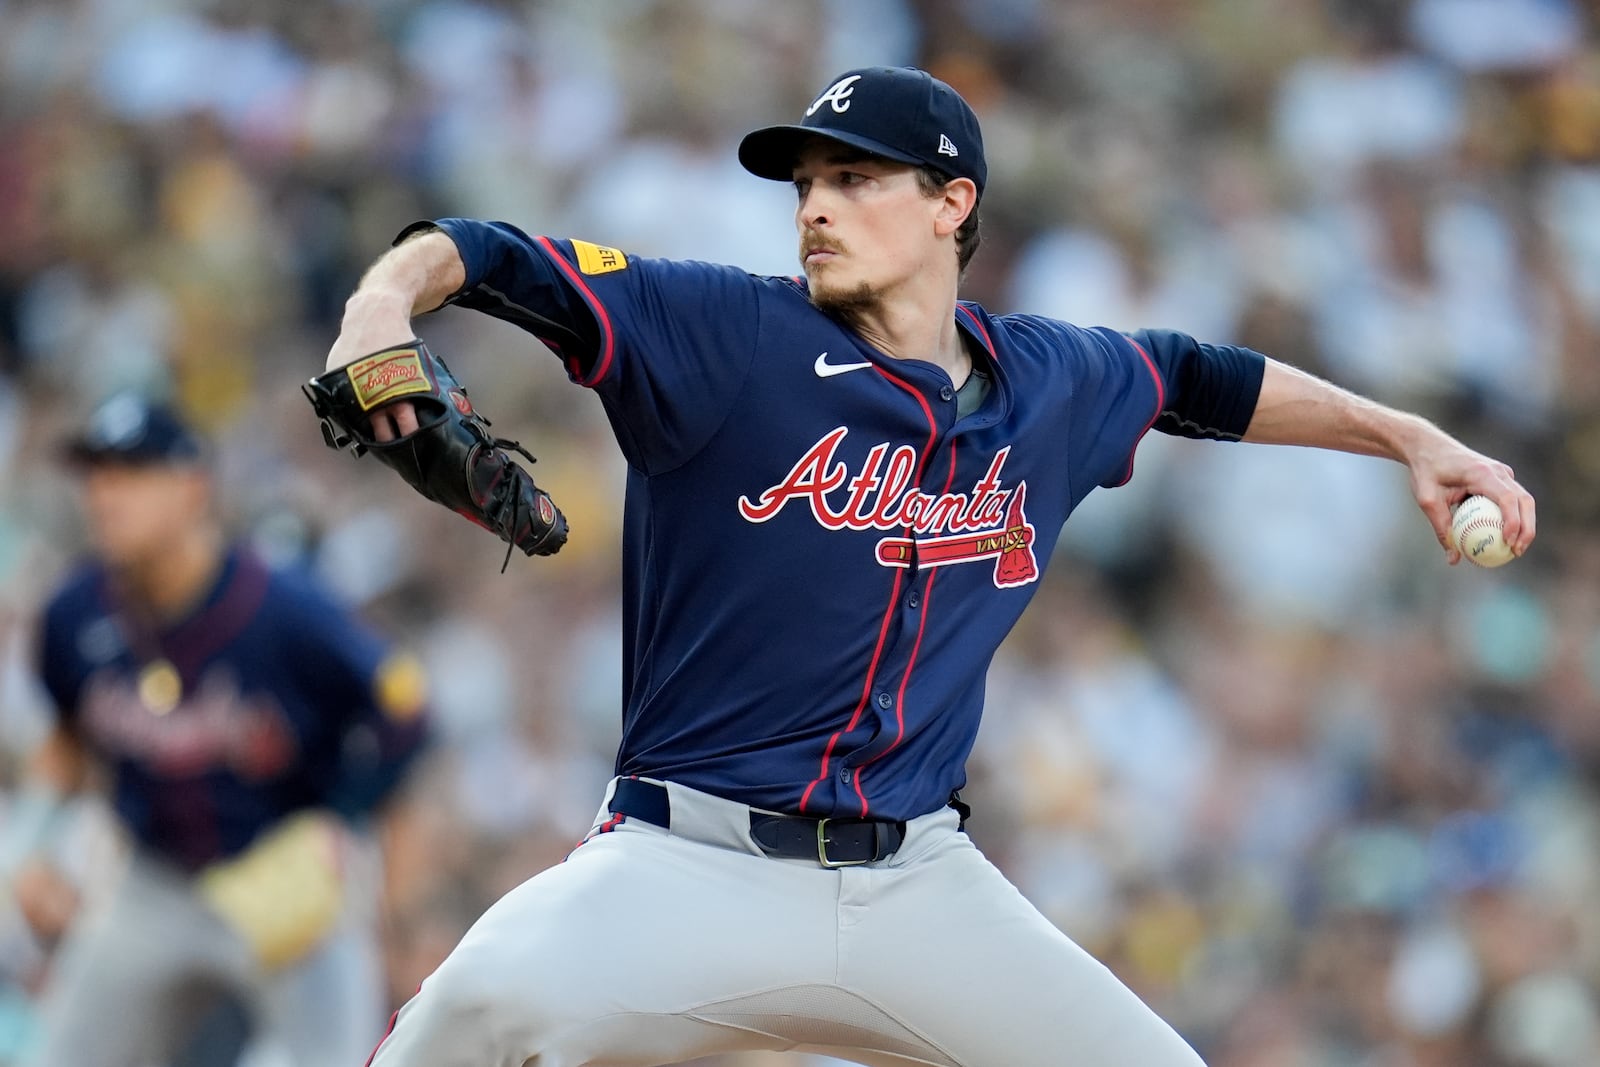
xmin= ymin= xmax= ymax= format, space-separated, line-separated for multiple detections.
xmin=808 ymin=276 xmax=881 ymax=319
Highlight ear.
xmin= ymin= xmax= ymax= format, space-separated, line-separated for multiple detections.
xmin=932 ymin=177 xmax=978 ymax=238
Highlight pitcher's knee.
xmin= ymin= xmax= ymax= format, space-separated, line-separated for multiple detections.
xmin=386 ymin=950 xmax=600 ymax=1061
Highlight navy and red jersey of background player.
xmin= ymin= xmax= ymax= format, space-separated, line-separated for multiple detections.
xmin=37 ymin=548 xmax=429 ymax=871
xmin=413 ymin=217 xmax=1264 ymax=823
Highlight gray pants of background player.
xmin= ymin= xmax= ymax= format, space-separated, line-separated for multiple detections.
xmin=22 ymin=848 xmax=384 ymax=1067
xmin=367 ymin=778 xmax=1206 ymax=1067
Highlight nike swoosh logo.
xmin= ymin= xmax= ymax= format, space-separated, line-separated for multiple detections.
xmin=814 ymin=352 xmax=873 ymax=377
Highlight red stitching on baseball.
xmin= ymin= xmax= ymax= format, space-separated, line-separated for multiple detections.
xmin=1455 ymin=512 xmax=1504 ymax=554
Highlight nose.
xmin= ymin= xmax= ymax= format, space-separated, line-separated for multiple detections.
xmin=797 ymin=186 xmax=833 ymax=230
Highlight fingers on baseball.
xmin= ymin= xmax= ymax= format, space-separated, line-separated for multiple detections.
xmin=1507 ymin=488 xmax=1536 ymax=555
xmin=1427 ymin=504 xmax=1464 ymax=564
xmin=1418 ymin=493 xmax=1454 ymax=554
xmin=1484 ymin=463 xmax=1535 ymax=555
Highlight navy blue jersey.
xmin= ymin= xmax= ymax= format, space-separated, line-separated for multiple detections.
xmin=36 ymin=548 xmax=429 ymax=871
xmin=425 ymin=218 xmax=1263 ymax=822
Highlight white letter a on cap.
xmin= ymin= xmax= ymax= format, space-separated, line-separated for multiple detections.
xmin=806 ymin=75 xmax=863 ymax=116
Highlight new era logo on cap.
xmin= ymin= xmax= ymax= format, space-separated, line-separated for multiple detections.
xmin=739 ymin=66 xmax=987 ymax=195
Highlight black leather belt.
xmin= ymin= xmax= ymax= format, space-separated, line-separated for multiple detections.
xmin=608 ymin=777 xmax=906 ymax=867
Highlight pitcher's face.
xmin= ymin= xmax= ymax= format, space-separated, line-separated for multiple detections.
xmin=792 ymin=143 xmax=942 ymax=316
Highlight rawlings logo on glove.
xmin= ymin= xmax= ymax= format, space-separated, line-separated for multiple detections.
xmin=348 ymin=347 xmax=431 ymax=408
xmin=304 ymin=340 xmax=569 ymax=567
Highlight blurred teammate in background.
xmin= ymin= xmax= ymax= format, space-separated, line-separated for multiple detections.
xmin=1 ymin=392 xmax=430 ymax=1067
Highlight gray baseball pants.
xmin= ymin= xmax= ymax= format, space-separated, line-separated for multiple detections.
xmin=365 ymin=777 xmax=1205 ymax=1067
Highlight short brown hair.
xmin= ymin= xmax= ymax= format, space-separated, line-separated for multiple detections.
xmin=916 ymin=166 xmax=981 ymax=273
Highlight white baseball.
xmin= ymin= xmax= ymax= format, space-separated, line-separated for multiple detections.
xmin=1450 ymin=495 xmax=1514 ymax=568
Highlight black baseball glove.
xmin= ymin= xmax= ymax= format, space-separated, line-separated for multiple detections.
xmin=304 ymin=340 xmax=568 ymax=567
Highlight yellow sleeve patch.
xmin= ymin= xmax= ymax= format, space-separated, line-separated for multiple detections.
xmin=571 ymin=240 xmax=628 ymax=275
xmin=374 ymin=653 xmax=427 ymax=722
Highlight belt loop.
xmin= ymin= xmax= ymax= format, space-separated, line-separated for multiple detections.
xmin=948 ymin=790 xmax=971 ymax=831
xmin=608 ymin=777 xmax=671 ymax=830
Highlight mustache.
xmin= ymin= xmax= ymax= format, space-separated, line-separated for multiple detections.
xmin=801 ymin=236 xmax=846 ymax=258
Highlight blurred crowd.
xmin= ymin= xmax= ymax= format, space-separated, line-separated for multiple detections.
xmin=1 ymin=0 xmax=1599 ymax=1064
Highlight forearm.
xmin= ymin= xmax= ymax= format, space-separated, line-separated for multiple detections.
xmin=329 ymin=230 xmax=467 ymax=371
xmin=1242 ymin=357 xmax=1446 ymax=462
xmin=355 ymin=228 xmax=465 ymax=316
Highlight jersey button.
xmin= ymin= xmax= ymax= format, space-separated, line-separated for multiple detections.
xmin=839 ymin=766 xmax=852 ymax=783
xmin=907 ymin=591 xmax=921 ymax=608
xmin=876 ymin=692 xmax=892 ymax=710
xmin=940 ymin=385 xmax=955 ymax=402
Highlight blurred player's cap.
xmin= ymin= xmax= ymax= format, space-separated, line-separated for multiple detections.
xmin=63 ymin=393 xmax=207 ymax=467
xmin=739 ymin=66 xmax=986 ymax=195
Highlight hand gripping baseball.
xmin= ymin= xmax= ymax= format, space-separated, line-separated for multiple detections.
xmin=304 ymin=340 xmax=569 ymax=566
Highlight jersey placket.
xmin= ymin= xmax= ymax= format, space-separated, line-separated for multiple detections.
xmin=832 ymin=368 xmax=963 ymax=817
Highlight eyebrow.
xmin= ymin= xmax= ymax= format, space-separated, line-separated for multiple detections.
xmin=790 ymin=146 xmax=890 ymax=175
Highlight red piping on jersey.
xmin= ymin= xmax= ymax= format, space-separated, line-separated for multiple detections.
xmin=535 ymin=236 xmax=617 ymax=387
xmin=956 ymin=304 xmax=995 ymax=357
xmin=1113 ymin=337 xmax=1165 ymax=487
xmin=854 ymin=438 xmax=960 ymax=814
xmin=363 ymin=983 xmax=419 ymax=1066
xmin=800 ymin=365 xmax=939 ymax=816
xmin=797 ymin=567 xmax=903 ymax=814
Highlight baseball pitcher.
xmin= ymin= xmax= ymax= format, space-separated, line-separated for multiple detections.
xmin=312 ymin=67 xmax=1535 ymax=1067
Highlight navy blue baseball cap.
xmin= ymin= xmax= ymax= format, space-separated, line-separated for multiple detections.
xmin=64 ymin=393 xmax=207 ymax=466
xmin=739 ymin=66 xmax=987 ymax=195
